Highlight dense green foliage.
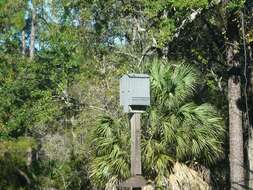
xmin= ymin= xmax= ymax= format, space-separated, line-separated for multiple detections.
xmin=0 ymin=0 xmax=252 ymax=189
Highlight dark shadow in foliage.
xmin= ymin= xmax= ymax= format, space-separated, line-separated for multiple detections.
xmin=0 ymin=152 xmax=32 ymax=189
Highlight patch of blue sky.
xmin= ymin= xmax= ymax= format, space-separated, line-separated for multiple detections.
xmin=113 ymin=36 xmax=127 ymax=46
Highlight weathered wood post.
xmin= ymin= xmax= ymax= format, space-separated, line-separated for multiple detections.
xmin=119 ymin=74 xmax=150 ymax=190
xmin=130 ymin=113 xmax=141 ymax=176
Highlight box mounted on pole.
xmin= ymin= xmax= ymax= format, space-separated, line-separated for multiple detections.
xmin=120 ymin=74 xmax=150 ymax=113
xmin=119 ymin=73 xmax=150 ymax=189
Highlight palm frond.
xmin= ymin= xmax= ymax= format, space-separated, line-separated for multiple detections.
xmin=169 ymin=162 xmax=210 ymax=190
xmin=175 ymin=103 xmax=225 ymax=164
xmin=150 ymin=61 xmax=199 ymax=110
xmin=89 ymin=115 xmax=130 ymax=187
xmin=105 ymin=176 xmax=118 ymax=190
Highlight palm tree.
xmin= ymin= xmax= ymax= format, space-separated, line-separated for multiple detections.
xmin=89 ymin=60 xmax=225 ymax=189
xmin=142 ymin=60 xmax=225 ymax=188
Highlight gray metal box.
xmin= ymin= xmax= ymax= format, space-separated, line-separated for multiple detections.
xmin=120 ymin=74 xmax=150 ymax=113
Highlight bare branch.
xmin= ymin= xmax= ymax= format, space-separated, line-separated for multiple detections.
xmin=16 ymin=168 xmax=31 ymax=185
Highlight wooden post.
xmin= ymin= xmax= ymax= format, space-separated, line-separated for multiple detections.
xmin=130 ymin=113 xmax=142 ymax=176
xmin=119 ymin=113 xmax=146 ymax=189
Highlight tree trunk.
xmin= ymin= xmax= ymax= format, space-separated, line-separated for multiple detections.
xmin=224 ymin=1 xmax=245 ymax=187
xmin=247 ymin=46 xmax=253 ymax=188
xmin=248 ymin=131 xmax=253 ymax=188
xmin=228 ymin=76 xmax=244 ymax=189
xmin=22 ymin=30 xmax=26 ymax=55
xmin=29 ymin=7 xmax=36 ymax=60
xmin=227 ymin=43 xmax=245 ymax=190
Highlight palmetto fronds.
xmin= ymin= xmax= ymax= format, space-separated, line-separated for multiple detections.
xmin=89 ymin=116 xmax=130 ymax=187
xmin=89 ymin=61 xmax=225 ymax=189
xmin=150 ymin=60 xmax=198 ymax=110
xmin=105 ymin=176 xmax=118 ymax=190
xmin=169 ymin=162 xmax=210 ymax=190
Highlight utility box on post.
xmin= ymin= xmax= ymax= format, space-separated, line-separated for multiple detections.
xmin=120 ymin=74 xmax=150 ymax=113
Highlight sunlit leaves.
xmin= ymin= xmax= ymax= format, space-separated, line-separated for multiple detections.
xmin=0 ymin=137 xmax=36 ymax=158
xmin=89 ymin=116 xmax=130 ymax=187
xmin=150 ymin=60 xmax=198 ymax=110
xmin=170 ymin=0 xmax=209 ymax=9
xmin=225 ymin=0 xmax=245 ymax=10
xmin=246 ymin=28 xmax=253 ymax=43
xmin=0 ymin=59 xmax=62 ymax=138
xmin=0 ymin=0 xmax=26 ymax=30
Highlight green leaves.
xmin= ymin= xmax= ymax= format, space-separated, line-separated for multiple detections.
xmin=0 ymin=59 xmax=62 ymax=138
xmin=176 ymin=103 xmax=225 ymax=164
xmin=0 ymin=0 xmax=26 ymax=30
xmin=225 ymin=0 xmax=245 ymax=10
xmin=170 ymin=0 xmax=209 ymax=9
xmin=0 ymin=137 xmax=37 ymax=189
xmin=148 ymin=61 xmax=224 ymax=166
xmin=143 ymin=61 xmax=225 ymax=186
xmin=150 ymin=60 xmax=198 ymax=110
xmin=90 ymin=116 xmax=130 ymax=187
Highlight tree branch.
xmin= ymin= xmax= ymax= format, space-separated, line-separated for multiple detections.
xmin=16 ymin=168 xmax=31 ymax=185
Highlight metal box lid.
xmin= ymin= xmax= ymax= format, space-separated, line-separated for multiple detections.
xmin=127 ymin=74 xmax=149 ymax=78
